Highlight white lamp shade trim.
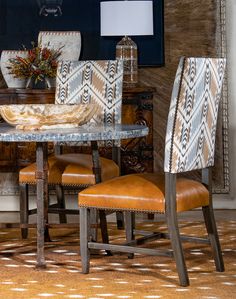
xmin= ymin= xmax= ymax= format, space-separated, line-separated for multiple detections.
xmin=100 ymin=1 xmax=154 ymax=36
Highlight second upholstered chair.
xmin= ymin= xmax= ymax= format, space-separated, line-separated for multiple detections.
xmin=78 ymin=57 xmax=226 ymax=286
xmin=19 ymin=60 xmax=123 ymax=238
xmin=54 ymin=60 xmax=123 ymax=188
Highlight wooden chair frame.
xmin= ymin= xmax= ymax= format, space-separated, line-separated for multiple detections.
xmin=80 ymin=168 xmax=224 ymax=287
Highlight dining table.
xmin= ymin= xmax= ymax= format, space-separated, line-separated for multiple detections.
xmin=0 ymin=122 xmax=149 ymax=268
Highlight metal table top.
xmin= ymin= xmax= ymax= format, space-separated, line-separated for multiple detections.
xmin=0 ymin=123 xmax=149 ymax=142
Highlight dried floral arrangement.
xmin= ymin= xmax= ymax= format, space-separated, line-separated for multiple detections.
xmin=7 ymin=42 xmax=62 ymax=84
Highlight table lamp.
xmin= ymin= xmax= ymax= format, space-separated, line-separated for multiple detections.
xmin=100 ymin=1 xmax=154 ymax=85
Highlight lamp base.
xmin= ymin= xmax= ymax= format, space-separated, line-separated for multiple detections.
xmin=116 ymin=36 xmax=138 ymax=85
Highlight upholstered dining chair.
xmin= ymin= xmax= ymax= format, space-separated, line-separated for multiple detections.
xmin=19 ymin=60 xmax=123 ymax=239
xmin=78 ymin=57 xmax=226 ymax=287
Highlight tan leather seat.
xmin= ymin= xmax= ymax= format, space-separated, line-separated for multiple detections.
xmin=19 ymin=155 xmax=66 ymax=185
xmin=79 ymin=173 xmax=209 ymax=213
xmin=56 ymin=153 xmax=119 ymax=186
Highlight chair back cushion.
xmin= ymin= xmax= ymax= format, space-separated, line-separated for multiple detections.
xmin=55 ymin=60 xmax=123 ymax=126
xmin=55 ymin=60 xmax=123 ymax=146
xmin=164 ymin=57 xmax=226 ymax=173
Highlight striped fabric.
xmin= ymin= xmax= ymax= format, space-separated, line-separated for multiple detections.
xmin=164 ymin=57 xmax=226 ymax=173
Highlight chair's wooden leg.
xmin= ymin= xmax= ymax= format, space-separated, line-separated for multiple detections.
xmin=55 ymin=184 xmax=67 ymax=223
xmin=99 ymin=210 xmax=112 ymax=256
xmin=166 ymin=212 xmax=189 ymax=286
xmin=90 ymin=208 xmax=98 ymax=242
xmin=116 ymin=211 xmax=124 ymax=229
xmin=99 ymin=210 xmax=109 ymax=244
xmin=19 ymin=183 xmax=29 ymax=239
xmin=165 ymin=173 xmax=189 ymax=287
xmin=202 ymin=205 xmax=224 ymax=272
xmin=124 ymin=211 xmax=135 ymax=259
xmin=80 ymin=207 xmax=90 ymax=274
xmin=147 ymin=213 xmax=154 ymax=220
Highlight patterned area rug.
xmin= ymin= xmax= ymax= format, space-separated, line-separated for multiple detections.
xmin=0 ymin=220 xmax=236 ymax=299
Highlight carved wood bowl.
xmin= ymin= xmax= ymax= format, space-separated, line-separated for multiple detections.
xmin=0 ymin=104 xmax=99 ymax=130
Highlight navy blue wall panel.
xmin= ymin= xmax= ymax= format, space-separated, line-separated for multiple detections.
xmin=0 ymin=0 xmax=164 ymax=66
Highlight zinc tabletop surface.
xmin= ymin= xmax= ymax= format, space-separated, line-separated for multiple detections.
xmin=0 ymin=123 xmax=149 ymax=142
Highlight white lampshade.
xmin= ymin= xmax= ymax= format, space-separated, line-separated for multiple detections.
xmin=100 ymin=1 xmax=154 ymax=36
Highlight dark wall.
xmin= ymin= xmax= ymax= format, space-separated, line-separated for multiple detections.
xmin=0 ymin=0 xmax=164 ymax=66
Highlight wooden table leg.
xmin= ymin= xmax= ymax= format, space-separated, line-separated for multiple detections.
xmin=35 ymin=142 xmax=49 ymax=268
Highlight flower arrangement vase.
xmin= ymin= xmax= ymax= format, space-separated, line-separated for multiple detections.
xmin=26 ymin=77 xmax=47 ymax=89
xmin=0 ymin=50 xmax=28 ymax=88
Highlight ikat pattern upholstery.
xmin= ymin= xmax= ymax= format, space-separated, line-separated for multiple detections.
xmin=55 ymin=60 xmax=123 ymax=128
xmin=164 ymin=57 xmax=226 ymax=173
xmin=55 ymin=60 xmax=123 ymax=146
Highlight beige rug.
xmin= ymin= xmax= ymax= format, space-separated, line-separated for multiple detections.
xmin=0 ymin=220 xmax=235 ymax=299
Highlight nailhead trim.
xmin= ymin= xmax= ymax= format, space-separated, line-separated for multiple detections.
xmin=78 ymin=204 xmax=165 ymax=214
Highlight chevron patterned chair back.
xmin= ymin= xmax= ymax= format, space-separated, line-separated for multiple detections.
xmin=78 ymin=57 xmax=226 ymax=287
xmin=55 ymin=60 xmax=123 ymax=129
xmin=19 ymin=60 xmax=124 ymax=239
xmin=165 ymin=57 xmax=226 ymax=173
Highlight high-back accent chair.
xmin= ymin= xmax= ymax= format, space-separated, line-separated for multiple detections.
xmin=19 ymin=60 xmax=123 ymax=238
xmin=78 ymin=57 xmax=226 ymax=286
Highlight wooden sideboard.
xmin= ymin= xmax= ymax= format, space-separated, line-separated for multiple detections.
xmin=0 ymin=86 xmax=155 ymax=174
